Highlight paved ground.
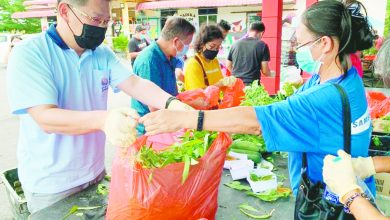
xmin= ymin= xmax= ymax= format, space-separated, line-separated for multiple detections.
xmin=0 ymin=61 xmax=131 ymax=219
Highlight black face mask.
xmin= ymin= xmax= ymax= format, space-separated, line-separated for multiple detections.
xmin=203 ymin=49 xmax=218 ymax=60
xmin=74 ymin=24 xmax=107 ymax=50
xmin=68 ymin=6 xmax=107 ymax=50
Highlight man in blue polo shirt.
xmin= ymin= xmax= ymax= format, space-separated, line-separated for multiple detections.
xmin=6 ymin=0 xmax=190 ymax=214
xmin=132 ymin=17 xmax=195 ymax=135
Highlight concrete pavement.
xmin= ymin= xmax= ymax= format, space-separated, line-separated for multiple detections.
xmin=0 ymin=60 xmax=131 ymax=219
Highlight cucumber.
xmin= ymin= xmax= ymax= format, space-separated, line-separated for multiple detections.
xmin=230 ymin=148 xmax=261 ymax=163
xmin=230 ymin=140 xmax=261 ymax=152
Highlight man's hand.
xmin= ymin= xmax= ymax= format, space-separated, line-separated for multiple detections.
xmin=323 ymin=150 xmax=363 ymax=204
xmin=103 ymin=107 xmax=139 ymax=148
xmin=167 ymin=99 xmax=194 ymax=110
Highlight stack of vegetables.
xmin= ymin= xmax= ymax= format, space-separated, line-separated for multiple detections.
xmin=230 ymin=134 xmax=266 ymax=163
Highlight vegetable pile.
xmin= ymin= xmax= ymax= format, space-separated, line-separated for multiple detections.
xmin=136 ymin=130 xmax=218 ymax=183
xmin=230 ymin=134 xmax=266 ymax=163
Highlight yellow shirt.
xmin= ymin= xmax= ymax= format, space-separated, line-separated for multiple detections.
xmin=184 ymin=53 xmax=223 ymax=90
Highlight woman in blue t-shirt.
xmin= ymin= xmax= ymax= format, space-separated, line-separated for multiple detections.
xmin=140 ymin=1 xmax=375 ymax=196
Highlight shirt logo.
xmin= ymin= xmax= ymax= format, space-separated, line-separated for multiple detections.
xmin=101 ymin=77 xmax=109 ymax=92
xmin=351 ymin=107 xmax=371 ymax=135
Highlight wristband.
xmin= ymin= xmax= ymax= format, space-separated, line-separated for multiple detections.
xmin=344 ymin=192 xmax=367 ymax=214
xmin=197 ymin=110 xmax=205 ymax=131
xmin=165 ymin=96 xmax=178 ymax=109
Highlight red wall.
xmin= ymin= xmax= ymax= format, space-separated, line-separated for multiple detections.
xmin=261 ymin=0 xmax=283 ymax=95
xmin=261 ymin=0 xmax=318 ymax=94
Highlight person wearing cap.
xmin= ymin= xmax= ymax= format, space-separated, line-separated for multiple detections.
xmin=131 ymin=16 xmax=195 ymax=135
xmin=6 ymin=0 xmax=191 ymax=214
xmin=128 ymin=24 xmax=149 ymax=66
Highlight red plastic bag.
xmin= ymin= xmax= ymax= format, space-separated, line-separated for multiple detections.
xmin=177 ymin=86 xmax=220 ymax=110
xmin=366 ymin=91 xmax=390 ymax=119
xmin=218 ymin=78 xmax=245 ymax=109
xmin=106 ymin=132 xmax=232 ymax=220
xmin=204 ymin=86 xmax=220 ymax=108
xmin=177 ymin=89 xmax=209 ymax=110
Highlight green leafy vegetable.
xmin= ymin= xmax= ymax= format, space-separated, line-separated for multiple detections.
xmin=241 ymin=81 xmax=279 ymax=107
xmin=240 ymin=208 xmax=275 ymax=219
xmin=276 ymin=174 xmax=287 ymax=182
xmin=104 ymin=175 xmax=111 ymax=182
xmin=247 ymin=187 xmax=292 ymax=202
xmin=224 ymin=181 xmax=251 ymax=191
xmin=62 ymin=205 xmax=102 ymax=219
xmin=239 ymin=202 xmax=259 ymax=212
xmin=281 ymin=82 xmax=301 ymax=97
xmin=239 ymin=203 xmax=275 ymax=219
xmin=383 ymin=115 xmax=390 ymax=121
xmin=372 ymin=136 xmax=383 ymax=147
xmin=136 ymin=131 xmax=217 ymax=184
xmin=249 ymin=173 xmax=274 ymax=182
xmin=265 ymin=156 xmax=274 ymax=164
xmin=96 ymin=184 xmax=109 ymax=195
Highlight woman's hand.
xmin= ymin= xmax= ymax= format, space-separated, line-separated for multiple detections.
xmin=139 ymin=110 xmax=198 ymax=136
xmin=323 ymin=150 xmax=363 ymax=204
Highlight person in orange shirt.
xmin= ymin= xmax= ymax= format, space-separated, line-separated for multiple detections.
xmin=184 ymin=25 xmax=235 ymax=91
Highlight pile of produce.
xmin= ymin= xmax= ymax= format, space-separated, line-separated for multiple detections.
xmin=135 ymin=130 xmax=218 ymax=183
xmin=230 ymin=134 xmax=266 ymax=163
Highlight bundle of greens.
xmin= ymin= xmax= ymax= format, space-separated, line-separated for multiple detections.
xmin=241 ymin=81 xmax=279 ymax=107
xmin=280 ymin=82 xmax=301 ymax=98
xmin=136 ymin=131 xmax=218 ymax=183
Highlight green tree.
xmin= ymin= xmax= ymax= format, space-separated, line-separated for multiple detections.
xmin=384 ymin=0 xmax=390 ymax=37
xmin=0 ymin=0 xmax=41 ymax=33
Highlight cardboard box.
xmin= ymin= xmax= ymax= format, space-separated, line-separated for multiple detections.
xmin=1 ymin=168 xmax=29 ymax=220
xmin=375 ymin=173 xmax=390 ymax=196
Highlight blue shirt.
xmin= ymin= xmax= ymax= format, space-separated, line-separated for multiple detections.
xmin=6 ymin=24 xmax=132 ymax=193
xmin=175 ymin=56 xmax=185 ymax=69
xmin=131 ymin=41 xmax=178 ymax=135
xmin=254 ymin=67 xmax=375 ymax=196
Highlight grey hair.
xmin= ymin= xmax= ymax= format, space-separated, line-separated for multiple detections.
xmin=161 ymin=16 xmax=196 ymax=41
xmin=374 ymin=38 xmax=390 ymax=88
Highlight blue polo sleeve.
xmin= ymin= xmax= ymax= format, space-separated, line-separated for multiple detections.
xmin=133 ymin=59 xmax=162 ymax=87
xmin=104 ymin=46 xmax=133 ymax=89
xmin=7 ymin=45 xmax=58 ymax=115
xmin=254 ymin=91 xmax=321 ymax=153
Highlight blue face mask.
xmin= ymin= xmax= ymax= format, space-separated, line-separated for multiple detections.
xmin=296 ymin=39 xmax=323 ymax=74
xmin=175 ymin=39 xmax=189 ymax=58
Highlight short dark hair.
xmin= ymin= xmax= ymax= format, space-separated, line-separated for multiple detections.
xmin=249 ymin=21 xmax=265 ymax=32
xmin=161 ymin=17 xmax=196 ymax=41
xmin=193 ymin=24 xmax=223 ymax=53
xmin=303 ymin=0 xmax=374 ymax=73
xmin=218 ymin=19 xmax=231 ymax=32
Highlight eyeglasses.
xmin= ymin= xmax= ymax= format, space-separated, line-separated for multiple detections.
xmin=295 ymin=37 xmax=322 ymax=50
xmin=68 ymin=5 xmax=112 ymax=27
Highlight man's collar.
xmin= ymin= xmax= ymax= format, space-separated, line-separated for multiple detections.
xmin=46 ymin=24 xmax=70 ymax=50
